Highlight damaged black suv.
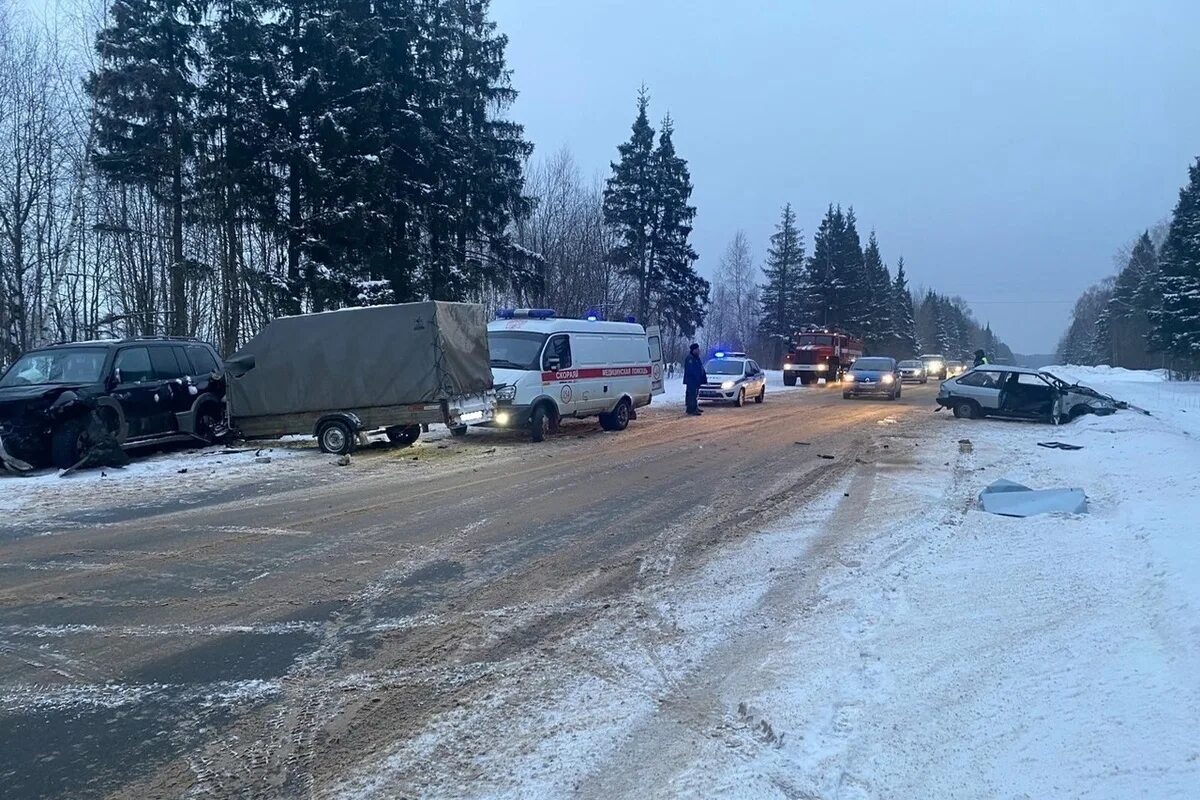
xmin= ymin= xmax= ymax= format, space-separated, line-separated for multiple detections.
xmin=0 ymin=337 xmax=226 ymax=472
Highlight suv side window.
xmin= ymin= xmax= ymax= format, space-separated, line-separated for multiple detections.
xmin=115 ymin=347 xmax=153 ymax=384
xmin=185 ymin=345 xmax=219 ymax=375
xmin=959 ymin=370 xmax=1002 ymax=388
xmin=150 ymin=347 xmax=184 ymax=380
xmin=543 ymin=334 xmax=572 ymax=371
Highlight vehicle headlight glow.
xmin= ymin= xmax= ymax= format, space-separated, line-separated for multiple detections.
xmin=495 ymin=411 xmax=510 ymax=426
xmin=929 ymin=361 xmax=943 ymax=371
xmin=816 ymin=363 xmax=828 ymax=371
xmin=844 ymin=373 xmax=855 ymax=382
xmin=882 ymin=374 xmax=895 ymax=384
xmin=721 ymin=380 xmax=735 ymax=390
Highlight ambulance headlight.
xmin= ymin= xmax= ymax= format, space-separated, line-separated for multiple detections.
xmin=721 ymin=380 xmax=735 ymax=390
xmin=496 ymin=385 xmax=516 ymax=401
xmin=495 ymin=411 xmax=511 ymax=426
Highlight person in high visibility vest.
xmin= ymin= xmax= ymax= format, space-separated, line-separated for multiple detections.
xmin=973 ymin=349 xmax=989 ymax=367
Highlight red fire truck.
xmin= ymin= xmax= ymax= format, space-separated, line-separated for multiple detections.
xmin=782 ymin=329 xmax=864 ymax=386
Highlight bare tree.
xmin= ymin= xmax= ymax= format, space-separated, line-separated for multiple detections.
xmin=705 ymin=230 xmax=759 ymax=353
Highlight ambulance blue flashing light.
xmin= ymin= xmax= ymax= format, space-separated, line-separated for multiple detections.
xmin=625 ymin=315 xmax=637 ymax=324
xmin=495 ymin=308 xmax=556 ymax=320
xmin=585 ymin=308 xmax=600 ymax=322
xmin=715 ymin=351 xmax=726 ymax=359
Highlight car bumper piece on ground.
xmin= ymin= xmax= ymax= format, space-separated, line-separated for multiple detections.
xmin=0 ymin=432 xmax=35 ymax=472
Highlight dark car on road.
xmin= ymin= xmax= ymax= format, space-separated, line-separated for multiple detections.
xmin=0 ymin=337 xmax=225 ymax=471
xmin=843 ymin=357 xmax=902 ymax=401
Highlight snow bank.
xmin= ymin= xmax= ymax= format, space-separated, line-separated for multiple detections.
xmin=0 ymin=444 xmax=317 ymax=525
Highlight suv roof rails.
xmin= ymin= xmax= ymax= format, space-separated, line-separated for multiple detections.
xmin=129 ymin=335 xmax=202 ymax=342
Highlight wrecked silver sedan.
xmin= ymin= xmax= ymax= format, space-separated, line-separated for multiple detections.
xmin=936 ymin=365 xmax=1131 ymax=423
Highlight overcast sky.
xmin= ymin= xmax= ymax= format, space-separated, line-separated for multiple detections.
xmin=491 ymin=0 xmax=1200 ymax=353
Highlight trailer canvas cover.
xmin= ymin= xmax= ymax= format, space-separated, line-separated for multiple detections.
xmin=227 ymin=301 xmax=492 ymax=420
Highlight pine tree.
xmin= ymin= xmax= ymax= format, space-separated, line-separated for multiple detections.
xmin=87 ymin=0 xmax=204 ymax=335
xmin=890 ymin=257 xmax=918 ymax=357
xmin=861 ymin=230 xmax=893 ymax=349
xmin=650 ymin=114 xmax=707 ymax=335
xmin=758 ymin=203 xmax=806 ymax=365
xmin=196 ymin=0 xmax=280 ymax=351
xmin=1101 ymin=231 xmax=1157 ymax=367
xmin=1151 ymin=158 xmax=1200 ymax=361
xmin=421 ymin=0 xmax=533 ymax=301
xmin=603 ymin=88 xmax=658 ymax=321
xmin=837 ymin=207 xmax=869 ymax=333
xmin=805 ymin=204 xmax=841 ymax=328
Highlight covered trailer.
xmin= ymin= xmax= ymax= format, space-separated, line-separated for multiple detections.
xmin=224 ymin=301 xmax=495 ymax=453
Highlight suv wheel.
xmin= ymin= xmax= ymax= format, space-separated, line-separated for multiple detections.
xmin=734 ymin=388 xmax=745 ymax=407
xmin=755 ymin=386 xmax=765 ymax=404
xmin=194 ymin=405 xmax=223 ymax=445
xmin=318 ymin=420 xmax=356 ymax=455
xmin=50 ymin=418 xmax=88 ymax=470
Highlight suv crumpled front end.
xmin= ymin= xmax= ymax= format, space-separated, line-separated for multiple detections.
xmin=0 ymin=384 xmax=98 ymax=472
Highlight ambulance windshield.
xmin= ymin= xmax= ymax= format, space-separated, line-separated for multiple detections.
xmin=488 ymin=331 xmax=547 ymax=371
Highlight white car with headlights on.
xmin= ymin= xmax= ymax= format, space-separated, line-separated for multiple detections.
xmin=698 ymin=353 xmax=767 ymax=407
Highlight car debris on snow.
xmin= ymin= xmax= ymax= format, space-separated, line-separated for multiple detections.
xmin=979 ymin=478 xmax=1087 ymax=517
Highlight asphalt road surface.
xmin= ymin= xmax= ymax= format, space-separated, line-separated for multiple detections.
xmin=0 ymin=382 xmax=942 ymax=799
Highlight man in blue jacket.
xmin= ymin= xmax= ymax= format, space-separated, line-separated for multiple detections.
xmin=683 ymin=343 xmax=706 ymax=416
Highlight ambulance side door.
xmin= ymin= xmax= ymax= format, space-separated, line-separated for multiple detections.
xmin=542 ymin=334 xmax=579 ymax=417
xmin=645 ymin=326 xmax=664 ymax=396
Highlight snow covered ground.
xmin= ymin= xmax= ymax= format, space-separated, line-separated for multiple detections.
xmin=327 ymin=366 xmax=1200 ymax=799
xmin=655 ymin=369 xmax=809 ymax=406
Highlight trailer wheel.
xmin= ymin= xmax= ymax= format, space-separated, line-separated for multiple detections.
xmin=530 ymin=403 xmax=552 ymax=443
xmin=386 ymin=425 xmax=421 ymax=447
xmin=318 ymin=420 xmax=356 ymax=455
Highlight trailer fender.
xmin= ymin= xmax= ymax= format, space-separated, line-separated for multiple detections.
xmin=313 ymin=411 xmax=364 ymax=438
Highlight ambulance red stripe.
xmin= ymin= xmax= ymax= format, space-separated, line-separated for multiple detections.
xmin=541 ymin=365 xmax=653 ymax=383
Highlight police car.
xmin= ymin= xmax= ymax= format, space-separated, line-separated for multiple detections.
xmin=699 ymin=352 xmax=767 ymax=407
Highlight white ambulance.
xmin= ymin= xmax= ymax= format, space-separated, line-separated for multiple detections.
xmin=485 ymin=309 xmax=664 ymax=442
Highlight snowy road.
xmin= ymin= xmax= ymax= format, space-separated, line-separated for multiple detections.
xmin=2 ymin=370 xmax=1197 ymax=799
xmin=0 ymin=376 xmax=924 ymax=799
